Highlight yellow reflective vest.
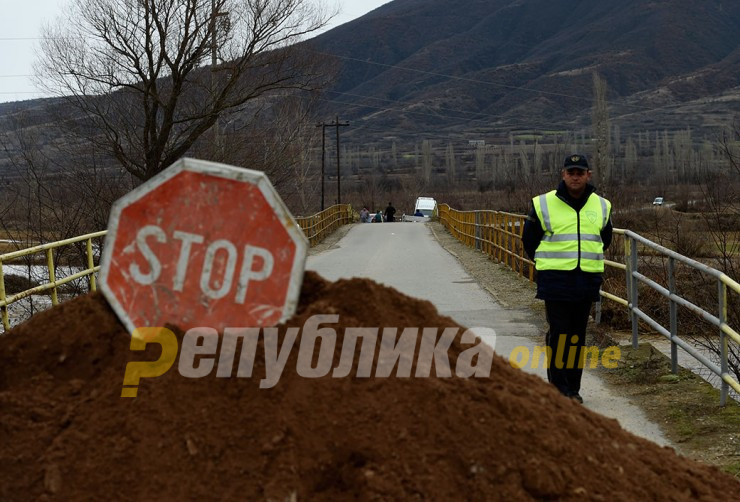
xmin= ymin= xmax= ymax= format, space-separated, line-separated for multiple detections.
xmin=532 ymin=191 xmax=611 ymax=272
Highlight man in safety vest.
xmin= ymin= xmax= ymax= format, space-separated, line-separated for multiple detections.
xmin=522 ymin=154 xmax=613 ymax=403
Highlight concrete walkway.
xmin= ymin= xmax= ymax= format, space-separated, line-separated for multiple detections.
xmin=307 ymin=222 xmax=672 ymax=447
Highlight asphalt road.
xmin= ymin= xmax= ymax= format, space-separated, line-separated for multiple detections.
xmin=307 ymin=221 xmax=671 ymax=447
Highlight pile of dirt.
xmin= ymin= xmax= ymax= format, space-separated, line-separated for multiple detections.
xmin=0 ymin=271 xmax=738 ymax=500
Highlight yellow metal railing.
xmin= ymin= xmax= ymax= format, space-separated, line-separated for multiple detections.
xmin=438 ymin=204 xmax=534 ymax=282
xmin=0 ymin=206 xmax=354 ymax=332
xmin=619 ymin=228 xmax=740 ymax=404
xmin=439 ymin=204 xmax=739 ymax=405
xmin=295 ymin=204 xmax=354 ymax=247
xmin=0 ymin=231 xmax=107 ymax=331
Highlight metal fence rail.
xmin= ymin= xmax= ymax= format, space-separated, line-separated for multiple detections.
xmin=621 ymin=229 xmax=740 ymax=405
xmin=439 ymin=204 xmax=534 ymax=281
xmin=0 ymin=231 xmax=106 ymax=331
xmin=439 ymin=204 xmax=739 ymax=405
xmin=295 ymin=204 xmax=354 ymax=247
xmin=0 ymin=205 xmax=354 ymax=332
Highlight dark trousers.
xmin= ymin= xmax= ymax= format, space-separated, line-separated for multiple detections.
xmin=544 ymin=300 xmax=592 ymax=396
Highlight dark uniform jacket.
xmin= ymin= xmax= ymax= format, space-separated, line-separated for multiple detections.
xmin=522 ymin=181 xmax=613 ymax=302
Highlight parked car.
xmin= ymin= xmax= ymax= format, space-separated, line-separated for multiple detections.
xmin=402 ymin=197 xmax=437 ymax=222
xmin=652 ymin=197 xmax=664 ymax=206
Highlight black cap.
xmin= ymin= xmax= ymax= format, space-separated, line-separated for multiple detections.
xmin=563 ymin=154 xmax=589 ymax=170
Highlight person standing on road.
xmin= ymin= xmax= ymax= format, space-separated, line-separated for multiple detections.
xmin=522 ymin=154 xmax=613 ymax=403
xmin=385 ymin=202 xmax=396 ymax=222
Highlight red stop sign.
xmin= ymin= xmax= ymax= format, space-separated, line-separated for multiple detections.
xmin=99 ymin=158 xmax=308 ymax=334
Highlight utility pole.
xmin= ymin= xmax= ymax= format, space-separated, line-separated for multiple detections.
xmin=316 ymin=117 xmax=349 ymax=210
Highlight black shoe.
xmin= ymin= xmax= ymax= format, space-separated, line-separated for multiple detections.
xmin=570 ymin=393 xmax=583 ymax=404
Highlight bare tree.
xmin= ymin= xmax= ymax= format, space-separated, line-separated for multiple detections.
xmin=0 ymin=111 xmax=136 ymax=326
xmin=360 ymin=172 xmax=383 ymax=213
xmin=36 ymin=0 xmax=335 ymax=181
xmin=719 ymin=120 xmax=740 ymax=175
xmin=474 ymin=144 xmax=486 ymax=188
xmin=445 ymin=141 xmax=456 ymax=185
xmin=624 ymin=136 xmax=638 ymax=180
xmin=196 ymin=92 xmax=321 ymax=193
xmin=421 ymin=139 xmax=432 ymax=186
xmin=591 ymin=72 xmax=611 ymax=185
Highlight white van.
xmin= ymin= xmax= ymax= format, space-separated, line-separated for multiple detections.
xmin=403 ymin=197 xmax=437 ymax=222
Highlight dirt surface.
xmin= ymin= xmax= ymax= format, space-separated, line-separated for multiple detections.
xmin=596 ymin=340 xmax=740 ymax=476
xmin=2 ymin=263 xmax=740 ymax=499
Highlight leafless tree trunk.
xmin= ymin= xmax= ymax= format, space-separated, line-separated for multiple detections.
xmin=421 ymin=139 xmax=432 ymax=186
xmin=474 ymin=145 xmax=486 ymax=188
xmin=624 ymin=136 xmax=638 ymax=180
xmin=445 ymin=142 xmax=456 ymax=185
xmin=36 ymin=0 xmax=335 ymax=181
xmin=0 ymin=111 xmax=135 ymax=325
xmin=591 ymin=72 xmax=611 ymax=186
xmin=718 ymin=120 xmax=740 ymax=176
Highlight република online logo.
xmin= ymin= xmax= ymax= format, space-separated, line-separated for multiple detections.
xmin=121 ymin=315 xmax=621 ymax=397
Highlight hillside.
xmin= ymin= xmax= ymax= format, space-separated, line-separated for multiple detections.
xmin=1 ymin=0 xmax=739 ymax=179
xmin=310 ymin=0 xmax=740 ymax=141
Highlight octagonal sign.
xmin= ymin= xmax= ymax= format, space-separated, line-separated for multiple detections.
xmin=99 ymin=158 xmax=308 ymax=335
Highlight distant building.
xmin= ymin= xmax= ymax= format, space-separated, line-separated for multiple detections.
xmin=468 ymin=140 xmax=485 ymax=147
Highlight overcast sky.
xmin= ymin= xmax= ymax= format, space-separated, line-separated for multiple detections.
xmin=0 ymin=0 xmax=391 ymax=103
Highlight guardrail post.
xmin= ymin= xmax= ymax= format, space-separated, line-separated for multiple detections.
xmin=466 ymin=212 xmax=471 ymax=246
xmin=668 ymin=257 xmax=678 ymax=374
xmin=629 ymin=237 xmax=639 ymax=349
xmin=497 ymin=213 xmax=503 ymax=264
xmin=475 ymin=212 xmax=481 ymax=251
xmin=499 ymin=213 xmax=505 ymax=265
xmin=482 ymin=212 xmax=488 ymax=256
xmin=492 ymin=213 xmax=498 ymax=262
xmin=516 ymin=217 xmax=524 ymax=278
xmin=488 ymin=213 xmax=493 ymax=260
xmin=506 ymin=215 xmax=512 ymax=270
xmin=46 ymin=248 xmax=59 ymax=306
xmin=457 ymin=209 xmax=460 ymax=238
xmin=718 ymin=280 xmax=728 ymax=406
xmin=87 ymin=238 xmax=97 ymax=292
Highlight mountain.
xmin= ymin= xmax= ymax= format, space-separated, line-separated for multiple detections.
xmin=309 ymin=0 xmax=740 ymax=142
xmin=2 ymin=0 xmax=739 ymax=172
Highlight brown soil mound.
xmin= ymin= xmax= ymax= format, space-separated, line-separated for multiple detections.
xmin=0 ymin=271 xmax=738 ymax=500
